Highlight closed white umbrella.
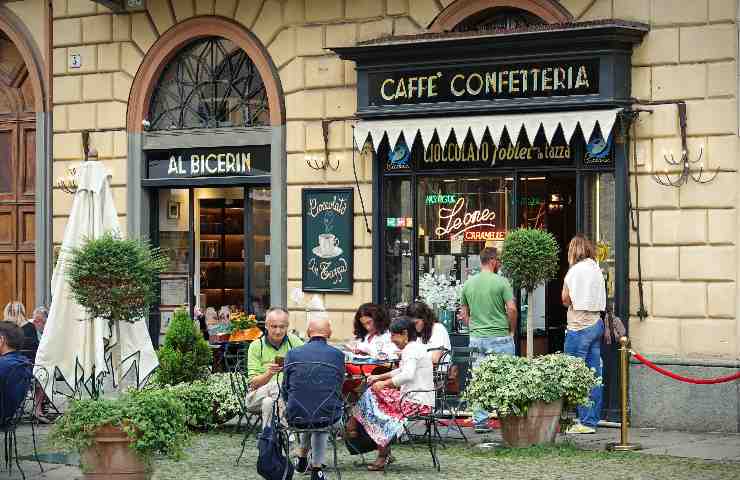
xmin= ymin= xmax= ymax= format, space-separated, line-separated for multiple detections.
xmin=35 ymin=161 xmax=158 ymax=398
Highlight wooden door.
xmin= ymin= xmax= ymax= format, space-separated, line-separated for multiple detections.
xmin=0 ymin=119 xmax=35 ymax=313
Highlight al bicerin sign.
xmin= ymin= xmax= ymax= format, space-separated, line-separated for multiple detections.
xmin=369 ymin=60 xmax=599 ymax=106
xmin=146 ymin=145 xmax=270 ymax=180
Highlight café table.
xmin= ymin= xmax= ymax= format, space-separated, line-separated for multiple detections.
xmin=343 ymin=355 xmax=399 ymax=400
xmin=208 ymin=340 xmax=251 ymax=372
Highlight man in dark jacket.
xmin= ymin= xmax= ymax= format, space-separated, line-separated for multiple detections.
xmin=282 ymin=317 xmax=344 ymax=480
xmin=0 ymin=321 xmax=32 ymax=426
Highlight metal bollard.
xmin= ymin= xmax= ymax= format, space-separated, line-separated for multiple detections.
xmin=606 ymin=336 xmax=642 ymax=451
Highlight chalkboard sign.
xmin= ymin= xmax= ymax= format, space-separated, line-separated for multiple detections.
xmin=302 ymin=188 xmax=354 ymax=293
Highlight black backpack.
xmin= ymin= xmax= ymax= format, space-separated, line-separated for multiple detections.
xmin=257 ymin=423 xmax=294 ymax=480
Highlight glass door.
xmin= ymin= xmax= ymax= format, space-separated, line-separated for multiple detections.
xmin=248 ymin=187 xmax=271 ymax=324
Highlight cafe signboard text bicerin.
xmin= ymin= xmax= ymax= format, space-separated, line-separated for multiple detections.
xmin=369 ymin=60 xmax=599 ymax=106
xmin=146 ymin=145 xmax=270 ymax=180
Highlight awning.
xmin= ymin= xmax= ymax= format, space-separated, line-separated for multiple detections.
xmin=353 ymin=108 xmax=622 ymax=151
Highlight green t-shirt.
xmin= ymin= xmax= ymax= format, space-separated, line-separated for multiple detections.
xmin=461 ymin=271 xmax=514 ymax=338
xmin=247 ymin=333 xmax=304 ymax=381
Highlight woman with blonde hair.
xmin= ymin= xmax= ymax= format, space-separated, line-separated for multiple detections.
xmin=561 ymin=234 xmax=606 ymax=434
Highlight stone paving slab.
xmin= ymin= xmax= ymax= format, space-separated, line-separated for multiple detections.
xmin=8 ymin=424 xmax=740 ymax=480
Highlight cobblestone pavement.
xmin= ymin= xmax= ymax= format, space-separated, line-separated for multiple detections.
xmin=10 ymin=424 xmax=740 ymax=480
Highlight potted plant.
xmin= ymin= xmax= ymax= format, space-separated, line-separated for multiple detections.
xmin=464 ymin=353 xmax=601 ymax=447
xmin=418 ymin=270 xmax=463 ymax=331
xmin=51 ymin=388 xmax=189 ymax=478
xmin=228 ymin=311 xmax=261 ymax=342
xmin=500 ymin=228 xmax=560 ymax=358
xmin=67 ymin=231 xmax=169 ymax=388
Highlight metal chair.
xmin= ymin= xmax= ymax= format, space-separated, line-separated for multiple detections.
xmin=1 ymin=358 xmax=35 ymax=480
xmin=394 ymin=349 xmax=455 ymax=472
xmin=224 ymin=342 xmax=248 ymax=373
xmin=229 ymin=370 xmax=263 ymax=465
xmin=276 ymin=361 xmax=346 ymax=480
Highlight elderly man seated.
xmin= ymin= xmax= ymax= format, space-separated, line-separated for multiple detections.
xmin=282 ymin=316 xmax=344 ymax=480
xmin=246 ymin=307 xmax=303 ymax=427
xmin=0 ymin=321 xmax=32 ymax=426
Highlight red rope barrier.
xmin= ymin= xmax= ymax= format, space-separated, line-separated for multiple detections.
xmin=631 ymin=351 xmax=740 ymax=385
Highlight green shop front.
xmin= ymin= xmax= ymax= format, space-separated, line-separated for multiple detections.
xmin=334 ymin=20 xmax=648 ymax=421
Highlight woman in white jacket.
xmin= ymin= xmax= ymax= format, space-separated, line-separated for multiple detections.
xmin=561 ymin=234 xmax=606 ymax=434
xmin=348 ymin=316 xmax=434 ymax=471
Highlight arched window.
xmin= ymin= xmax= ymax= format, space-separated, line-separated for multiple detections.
xmin=453 ymin=7 xmax=545 ymax=32
xmin=148 ymin=37 xmax=269 ymax=130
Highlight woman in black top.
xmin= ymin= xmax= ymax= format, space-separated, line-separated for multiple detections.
xmin=2 ymin=301 xmax=37 ymax=361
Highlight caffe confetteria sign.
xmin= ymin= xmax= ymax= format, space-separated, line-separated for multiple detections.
xmin=302 ymin=188 xmax=354 ymax=293
xmin=369 ymin=60 xmax=599 ymax=106
xmin=146 ymin=145 xmax=270 ymax=180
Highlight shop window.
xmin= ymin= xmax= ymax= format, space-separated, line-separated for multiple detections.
xmin=148 ymin=37 xmax=270 ymax=130
xmin=584 ymin=173 xmax=616 ymax=307
xmin=383 ymin=177 xmax=413 ymax=307
xmin=418 ymin=176 xmax=511 ymax=286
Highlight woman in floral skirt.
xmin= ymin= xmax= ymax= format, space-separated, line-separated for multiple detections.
xmin=347 ymin=316 xmax=435 ymax=471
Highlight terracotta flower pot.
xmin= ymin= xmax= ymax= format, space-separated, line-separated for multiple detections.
xmin=80 ymin=424 xmax=150 ymax=480
xmin=499 ymin=399 xmax=563 ymax=448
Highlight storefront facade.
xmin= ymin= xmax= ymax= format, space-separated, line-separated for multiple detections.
xmin=41 ymin=0 xmax=740 ymax=431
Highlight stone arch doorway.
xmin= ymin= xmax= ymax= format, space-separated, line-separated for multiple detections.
xmin=430 ymin=0 xmax=573 ymax=32
xmin=0 ymin=5 xmax=47 ymax=313
xmin=127 ymin=17 xmax=289 ymax=314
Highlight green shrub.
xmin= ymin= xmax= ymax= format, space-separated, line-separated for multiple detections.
xmin=51 ymin=389 xmax=189 ymax=461
xmin=463 ymin=353 xmax=601 ymax=418
xmin=148 ymin=373 xmax=240 ymax=429
xmin=156 ymin=308 xmax=212 ymax=386
xmin=500 ymin=228 xmax=560 ymax=293
xmin=67 ymin=232 xmax=169 ymax=326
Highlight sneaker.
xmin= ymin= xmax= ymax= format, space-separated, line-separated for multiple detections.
xmin=310 ymin=468 xmax=327 ymax=480
xmin=295 ymin=457 xmax=309 ymax=474
xmin=566 ymin=423 xmax=596 ymax=434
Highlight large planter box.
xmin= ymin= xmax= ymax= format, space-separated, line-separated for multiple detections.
xmin=81 ymin=425 xmax=150 ymax=479
xmin=500 ymin=399 xmax=563 ymax=448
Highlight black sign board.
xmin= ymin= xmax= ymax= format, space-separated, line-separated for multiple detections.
xmin=368 ymin=60 xmax=599 ymax=107
xmin=146 ymin=145 xmax=270 ymax=180
xmin=302 ymin=188 xmax=354 ymax=293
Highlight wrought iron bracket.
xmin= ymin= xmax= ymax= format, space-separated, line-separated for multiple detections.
xmin=630 ymin=100 xmax=719 ymax=187
xmin=306 ymin=119 xmax=340 ymax=171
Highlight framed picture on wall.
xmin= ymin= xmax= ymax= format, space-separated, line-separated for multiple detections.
xmin=167 ymin=200 xmax=180 ymax=219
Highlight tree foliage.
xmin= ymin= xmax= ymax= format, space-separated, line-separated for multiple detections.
xmin=500 ymin=228 xmax=560 ymax=293
xmin=155 ymin=308 xmax=212 ymax=386
xmin=67 ymin=232 xmax=169 ymax=325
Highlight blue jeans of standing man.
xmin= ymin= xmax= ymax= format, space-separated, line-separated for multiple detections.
xmin=564 ymin=320 xmax=604 ymax=427
xmin=470 ymin=335 xmax=515 ymax=428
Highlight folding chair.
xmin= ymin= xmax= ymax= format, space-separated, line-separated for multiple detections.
xmin=1 ymin=359 xmax=35 ymax=480
xmin=276 ymin=361 xmax=345 ymax=480
xmin=394 ymin=349 xmax=454 ymax=472
xmin=229 ymin=370 xmax=263 ymax=465
xmin=224 ymin=342 xmax=248 ymax=373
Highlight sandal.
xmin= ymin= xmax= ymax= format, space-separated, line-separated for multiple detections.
xmin=367 ymin=457 xmax=387 ymax=471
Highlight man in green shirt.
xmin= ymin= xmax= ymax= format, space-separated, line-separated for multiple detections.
xmin=460 ymin=247 xmax=517 ymax=432
xmin=246 ymin=307 xmax=304 ymax=427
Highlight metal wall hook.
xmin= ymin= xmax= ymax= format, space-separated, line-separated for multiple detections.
xmin=652 ymin=103 xmax=719 ymax=187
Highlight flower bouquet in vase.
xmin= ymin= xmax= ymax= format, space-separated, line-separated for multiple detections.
xmin=228 ymin=312 xmax=261 ymax=342
xmin=419 ymin=271 xmax=463 ymax=332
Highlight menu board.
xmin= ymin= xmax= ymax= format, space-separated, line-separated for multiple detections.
xmin=302 ymin=188 xmax=354 ymax=293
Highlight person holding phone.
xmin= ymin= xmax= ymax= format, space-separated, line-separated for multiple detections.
xmin=245 ymin=307 xmax=303 ymax=428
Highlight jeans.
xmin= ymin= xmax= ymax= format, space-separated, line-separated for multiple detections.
xmin=564 ymin=320 xmax=604 ymax=427
xmin=470 ymin=335 xmax=515 ymax=427
xmin=299 ymin=421 xmax=340 ymax=467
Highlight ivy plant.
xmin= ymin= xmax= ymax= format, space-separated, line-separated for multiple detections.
xmin=51 ymin=388 xmax=190 ymax=463
xmin=463 ymin=353 xmax=601 ymax=419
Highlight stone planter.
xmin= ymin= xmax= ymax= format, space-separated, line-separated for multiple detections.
xmin=499 ymin=399 xmax=563 ymax=448
xmin=80 ymin=424 xmax=150 ymax=479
